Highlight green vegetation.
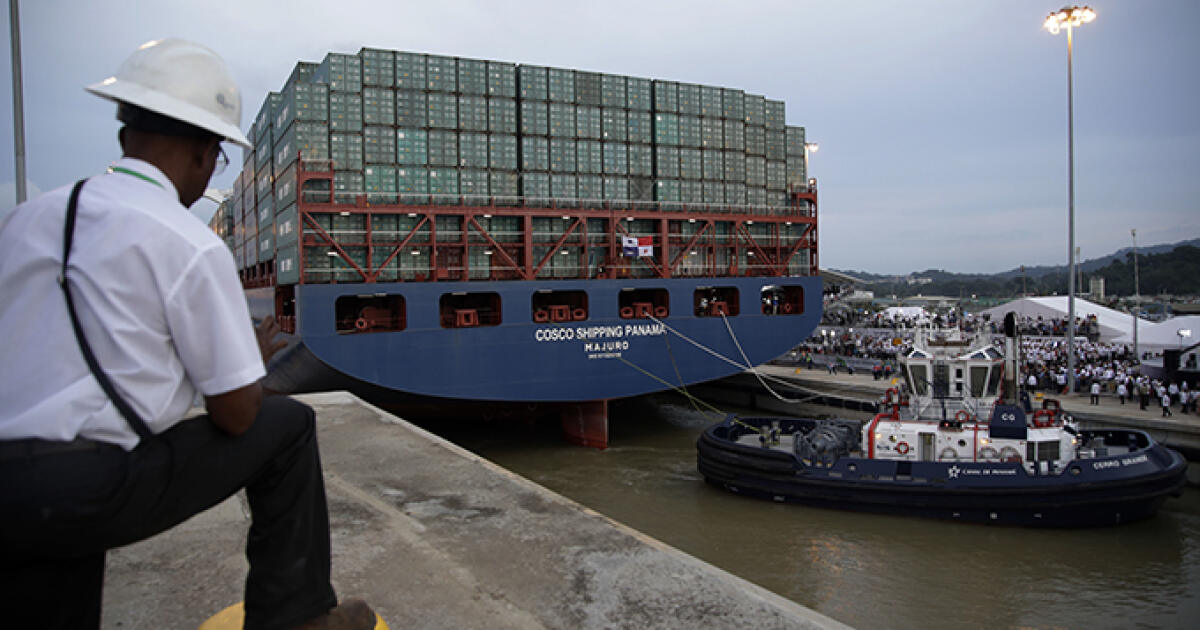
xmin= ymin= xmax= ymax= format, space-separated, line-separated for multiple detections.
xmin=839 ymin=244 xmax=1200 ymax=299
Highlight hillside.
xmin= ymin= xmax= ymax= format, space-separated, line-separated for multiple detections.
xmin=831 ymin=239 xmax=1200 ymax=299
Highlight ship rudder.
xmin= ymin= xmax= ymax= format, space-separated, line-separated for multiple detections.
xmin=561 ymin=400 xmax=609 ymax=449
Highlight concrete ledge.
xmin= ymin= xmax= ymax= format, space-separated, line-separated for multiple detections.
xmin=102 ymin=392 xmax=850 ymax=629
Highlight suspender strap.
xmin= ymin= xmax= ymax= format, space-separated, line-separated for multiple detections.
xmin=60 ymin=178 xmax=155 ymax=442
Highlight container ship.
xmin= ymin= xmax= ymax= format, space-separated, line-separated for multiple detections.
xmin=209 ymin=48 xmax=821 ymax=447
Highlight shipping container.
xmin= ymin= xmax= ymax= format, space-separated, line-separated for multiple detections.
xmin=602 ymin=142 xmax=628 ymax=175
xmin=395 ymin=52 xmax=426 ymax=90
xmin=395 ymin=90 xmax=427 ymax=128
xmin=548 ymin=67 xmax=574 ymax=103
xmin=602 ymin=176 xmax=628 ymax=200
xmin=490 ymin=171 xmax=519 ymax=198
xmin=362 ymin=87 xmax=395 ymax=126
xmin=576 ymin=174 xmax=602 ymax=200
xmin=282 ymin=62 xmax=318 ymax=93
xmin=331 ymin=132 xmax=363 ymax=171
xmin=486 ymin=61 xmax=516 ymax=97
xmin=522 ymin=172 xmax=550 ymax=199
xmin=458 ymin=132 xmax=489 ymax=168
xmin=549 ymin=102 xmax=576 ymax=137
xmin=576 ymin=140 xmax=602 ymax=174
xmin=630 ymin=176 xmax=654 ymax=202
xmin=745 ymin=125 xmax=765 ymax=156
xmin=766 ymin=160 xmax=786 ymax=191
xmin=365 ymin=165 xmax=398 ymax=203
xmin=653 ymin=81 xmax=678 ymax=113
xmin=628 ymin=143 xmax=653 ymax=177
xmin=725 ymin=182 xmax=746 ymax=205
xmin=315 ymin=53 xmax=362 ymax=93
xmin=426 ymin=55 xmax=457 ymax=92
xmin=457 ymin=58 xmax=487 ymax=95
xmin=723 ymin=150 xmax=745 ymax=183
xmin=601 ymin=108 xmax=627 ymax=142
xmin=655 ymin=179 xmax=680 ymax=202
xmin=329 ymin=92 xmax=363 ymax=132
xmin=701 ymin=149 xmax=723 ymax=181
xmin=396 ymin=128 xmax=428 ymax=166
xmin=274 ymin=81 xmax=328 ymax=131
xmin=627 ymin=77 xmax=651 ymax=111
xmin=678 ymin=83 xmax=701 ymax=116
xmin=273 ymin=121 xmax=330 ymax=172
xmin=699 ymin=85 xmax=721 ymax=118
xmin=766 ymin=130 xmax=786 ymax=161
xmin=427 ymin=92 xmax=458 ymax=128
xmin=460 ymin=169 xmax=489 ymax=198
xmin=721 ymin=88 xmax=744 ymax=120
xmin=489 ymin=134 xmax=518 ymax=171
xmin=654 ymin=113 xmax=679 ymax=146
xmin=364 ymin=125 xmax=398 ymax=165
xmin=655 ymin=146 xmax=680 ymax=179
xmin=428 ymin=129 xmax=459 ymax=167
xmin=680 ymin=179 xmax=703 ymax=204
xmin=600 ymin=74 xmax=626 ymax=108
xmin=257 ymin=196 xmax=274 ymax=229
xmin=334 ymin=171 xmax=364 ymax=204
xmin=575 ymin=106 xmax=602 ymax=140
xmin=275 ymin=162 xmax=298 ymax=207
xmin=743 ymin=94 xmax=765 ymax=127
xmin=678 ymin=115 xmax=701 ymax=148
xmin=551 ymin=173 xmax=577 ymax=199
xmin=275 ymin=203 xmax=298 ymax=248
xmin=627 ymin=111 xmax=652 ymax=144
xmin=680 ymin=147 xmax=702 ymax=180
xmin=575 ymin=71 xmax=601 ymax=106
xmin=745 ymin=155 xmax=766 ymax=188
xmin=785 ymin=157 xmax=806 ymax=190
xmin=702 ymin=180 xmax=724 ymax=204
xmin=458 ymin=95 xmax=488 ymax=131
xmin=549 ymin=138 xmax=577 ymax=172
xmin=397 ymin=166 xmax=430 ymax=202
xmin=520 ymin=136 xmax=550 ymax=171
xmin=785 ymin=126 xmax=807 ymax=156
xmin=488 ymin=97 xmax=517 ymax=134
xmin=764 ymin=99 xmax=785 ymax=130
xmin=520 ymin=100 xmax=549 ymax=136
xmin=518 ymin=65 xmax=548 ymax=100
xmin=360 ymin=48 xmax=396 ymax=87
xmin=723 ymin=120 xmax=745 ymax=151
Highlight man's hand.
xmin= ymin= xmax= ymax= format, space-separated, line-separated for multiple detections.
xmin=256 ymin=315 xmax=288 ymax=365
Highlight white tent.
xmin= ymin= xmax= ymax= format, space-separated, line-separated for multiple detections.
xmin=979 ymin=296 xmax=1139 ymax=342
xmin=1113 ymin=315 xmax=1200 ymax=351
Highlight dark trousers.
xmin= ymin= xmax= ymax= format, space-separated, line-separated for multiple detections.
xmin=0 ymin=396 xmax=336 ymax=629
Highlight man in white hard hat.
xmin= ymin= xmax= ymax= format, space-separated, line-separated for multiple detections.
xmin=0 ymin=39 xmax=374 ymax=629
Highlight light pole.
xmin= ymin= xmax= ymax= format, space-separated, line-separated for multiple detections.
xmin=1131 ymin=228 xmax=1140 ymax=361
xmin=1044 ymin=5 xmax=1096 ymax=395
xmin=804 ymin=142 xmax=819 ymax=191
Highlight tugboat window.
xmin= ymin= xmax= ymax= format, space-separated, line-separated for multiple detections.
xmin=969 ymin=366 xmax=989 ymax=398
xmin=909 ymin=364 xmax=929 ymax=396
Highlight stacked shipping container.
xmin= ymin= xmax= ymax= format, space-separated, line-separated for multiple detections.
xmin=221 ymin=48 xmax=810 ymax=280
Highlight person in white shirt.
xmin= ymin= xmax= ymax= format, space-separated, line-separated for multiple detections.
xmin=0 ymin=39 xmax=373 ymax=630
xmin=1090 ymin=381 xmax=1101 ymax=405
xmin=1117 ymin=381 xmax=1128 ymax=405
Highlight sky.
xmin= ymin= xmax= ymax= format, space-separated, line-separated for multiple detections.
xmin=1 ymin=0 xmax=1197 ymax=274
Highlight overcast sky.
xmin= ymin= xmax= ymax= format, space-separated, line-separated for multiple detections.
xmin=2 ymin=0 xmax=1197 ymax=274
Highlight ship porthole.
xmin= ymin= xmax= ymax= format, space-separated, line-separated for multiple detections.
xmin=990 ymin=512 xmax=998 ymax=520
xmin=1070 ymin=466 xmax=1081 ymax=476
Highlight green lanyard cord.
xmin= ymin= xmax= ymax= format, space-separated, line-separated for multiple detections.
xmin=108 ymin=166 xmax=164 ymax=189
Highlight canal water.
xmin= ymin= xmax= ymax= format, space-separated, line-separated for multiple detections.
xmin=409 ymin=394 xmax=1200 ymax=630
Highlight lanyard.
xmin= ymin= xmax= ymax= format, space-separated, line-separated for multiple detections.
xmin=108 ymin=165 xmax=164 ymax=189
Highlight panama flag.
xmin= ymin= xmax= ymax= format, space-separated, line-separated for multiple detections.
xmin=622 ymin=236 xmax=653 ymax=257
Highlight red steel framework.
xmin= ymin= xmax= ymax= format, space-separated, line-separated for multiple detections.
xmin=241 ymin=160 xmax=818 ymax=292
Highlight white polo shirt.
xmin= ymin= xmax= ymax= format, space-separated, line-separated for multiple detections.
xmin=0 ymin=158 xmax=265 ymax=450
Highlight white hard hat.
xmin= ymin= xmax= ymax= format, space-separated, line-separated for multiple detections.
xmin=86 ymin=38 xmax=251 ymax=149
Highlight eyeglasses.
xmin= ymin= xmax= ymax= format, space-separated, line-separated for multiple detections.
xmin=212 ymin=144 xmax=229 ymax=176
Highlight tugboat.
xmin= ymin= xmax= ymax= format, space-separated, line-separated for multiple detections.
xmin=696 ymin=314 xmax=1188 ymax=526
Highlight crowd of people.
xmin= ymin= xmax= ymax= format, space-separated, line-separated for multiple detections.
xmin=798 ymin=310 xmax=1198 ymax=416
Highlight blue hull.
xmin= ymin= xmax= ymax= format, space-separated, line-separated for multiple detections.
xmin=252 ymin=276 xmax=821 ymax=402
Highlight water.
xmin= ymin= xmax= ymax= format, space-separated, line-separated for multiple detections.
xmin=408 ymin=394 xmax=1200 ymax=629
